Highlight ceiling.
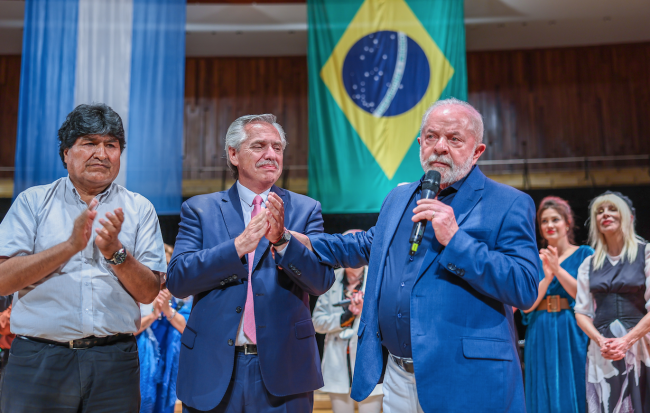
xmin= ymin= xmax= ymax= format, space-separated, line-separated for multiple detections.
xmin=1 ymin=0 xmax=649 ymax=56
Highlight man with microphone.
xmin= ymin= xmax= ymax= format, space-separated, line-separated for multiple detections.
xmin=292 ymin=98 xmax=539 ymax=412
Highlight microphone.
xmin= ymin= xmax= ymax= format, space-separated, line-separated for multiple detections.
xmin=332 ymin=299 xmax=351 ymax=307
xmin=409 ymin=170 xmax=441 ymax=256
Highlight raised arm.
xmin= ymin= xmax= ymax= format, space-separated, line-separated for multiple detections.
xmin=0 ymin=197 xmax=98 ymax=296
xmin=309 ymin=229 xmax=375 ymax=270
xmin=273 ymin=200 xmax=335 ymax=296
xmin=167 ymin=200 xmax=258 ymax=298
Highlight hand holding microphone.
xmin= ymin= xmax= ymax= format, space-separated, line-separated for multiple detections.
xmin=410 ymin=170 xmax=460 ymax=249
xmin=409 ymin=170 xmax=440 ymax=255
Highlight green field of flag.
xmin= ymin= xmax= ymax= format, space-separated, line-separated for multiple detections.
xmin=307 ymin=0 xmax=467 ymax=213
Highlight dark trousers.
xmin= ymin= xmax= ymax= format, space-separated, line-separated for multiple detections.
xmin=0 ymin=336 xmax=140 ymax=413
xmin=183 ymin=352 xmax=313 ymax=413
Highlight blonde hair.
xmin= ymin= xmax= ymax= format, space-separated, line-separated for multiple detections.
xmin=588 ymin=193 xmax=640 ymax=270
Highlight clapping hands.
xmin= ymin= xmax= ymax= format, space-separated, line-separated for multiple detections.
xmin=234 ymin=192 xmax=286 ymax=258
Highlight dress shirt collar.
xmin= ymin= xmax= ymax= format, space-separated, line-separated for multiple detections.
xmin=420 ymin=164 xmax=476 ymax=197
xmin=236 ymin=180 xmax=271 ymax=207
xmin=64 ymin=175 xmax=115 ymax=203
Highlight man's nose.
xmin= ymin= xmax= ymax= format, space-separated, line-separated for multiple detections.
xmin=262 ymin=145 xmax=277 ymax=159
xmin=433 ymin=137 xmax=449 ymax=154
xmin=94 ymin=144 xmax=107 ymax=159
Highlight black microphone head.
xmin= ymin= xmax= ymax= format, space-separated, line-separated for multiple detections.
xmin=422 ymin=170 xmax=441 ymax=194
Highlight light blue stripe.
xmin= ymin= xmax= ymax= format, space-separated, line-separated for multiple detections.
xmin=14 ymin=0 xmax=79 ymax=198
xmin=126 ymin=0 xmax=186 ymax=215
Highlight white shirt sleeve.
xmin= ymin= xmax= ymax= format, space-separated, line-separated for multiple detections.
xmin=643 ymin=243 xmax=650 ymax=312
xmin=574 ymin=255 xmax=595 ymax=318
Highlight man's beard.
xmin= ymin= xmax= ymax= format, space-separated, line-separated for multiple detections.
xmin=420 ymin=150 xmax=475 ymax=186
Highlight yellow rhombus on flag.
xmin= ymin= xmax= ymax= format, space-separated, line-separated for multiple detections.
xmin=320 ymin=0 xmax=454 ymax=179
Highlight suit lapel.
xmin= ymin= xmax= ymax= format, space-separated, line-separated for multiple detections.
xmin=371 ymin=182 xmax=419 ymax=298
xmin=416 ymin=167 xmax=485 ymax=281
xmin=221 ymin=184 xmax=245 ymax=239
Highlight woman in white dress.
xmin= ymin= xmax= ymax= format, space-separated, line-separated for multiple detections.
xmin=574 ymin=191 xmax=650 ymax=412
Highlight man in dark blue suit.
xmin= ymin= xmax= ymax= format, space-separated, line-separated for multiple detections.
xmin=291 ymin=99 xmax=539 ymax=412
xmin=167 ymin=114 xmax=335 ymax=412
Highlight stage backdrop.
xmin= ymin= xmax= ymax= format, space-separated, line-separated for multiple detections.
xmin=307 ymin=0 xmax=467 ymax=213
xmin=14 ymin=0 xmax=185 ymax=214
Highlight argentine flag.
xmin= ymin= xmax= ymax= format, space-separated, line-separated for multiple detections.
xmin=14 ymin=0 xmax=186 ymax=214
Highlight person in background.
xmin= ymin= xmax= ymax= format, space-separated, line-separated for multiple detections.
xmin=521 ymin=196 xmax=592 ymax=413
xmin=313 ymin=230 xmax=382 ymax=413
xmin=575 ymin=191 xmax=650 ymax=412
xmin=137 ymin=244 xmax=192 ymax=413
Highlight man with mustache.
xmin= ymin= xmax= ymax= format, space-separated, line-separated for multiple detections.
xmin=167 ymin=114 xmax=334 ymax=412
xmin=291 ymin=98 xmax=539 ymax=412
xmin=0 ymin=103 xmax=167 ymax=411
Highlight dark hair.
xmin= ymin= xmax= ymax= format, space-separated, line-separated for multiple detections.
xmin=58 ymin=103 xmax=125 ymax=168
xmin=537 ymin=196 xmax=576 ymax=246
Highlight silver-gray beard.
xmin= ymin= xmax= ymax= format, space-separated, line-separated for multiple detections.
xmin=420 ymin=151 xmax=475 ymax=186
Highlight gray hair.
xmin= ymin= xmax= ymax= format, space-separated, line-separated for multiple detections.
xmin=420 ymin=98 xmax=484 ymax=144
xmin=224 ymin=114 xmax=287 ymax=179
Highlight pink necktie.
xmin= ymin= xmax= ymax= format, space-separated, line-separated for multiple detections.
xmin=243 ymin=195 xmax=263 ymax=343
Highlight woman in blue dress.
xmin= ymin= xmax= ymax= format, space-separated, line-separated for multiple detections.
xmin=521 ymin=196 xmax=593 ymax=413
xmin=137 ymin=289 xmax=192 ymax=413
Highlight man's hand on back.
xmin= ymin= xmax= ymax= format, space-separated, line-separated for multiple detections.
xmin=235 ymin=212 xmax=269 ymax=258
xmin=67 ymin=198 xmax=98 ymax=253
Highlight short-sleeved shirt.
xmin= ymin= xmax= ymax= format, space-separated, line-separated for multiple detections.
xmin=0 ymin=176 xmax=167 ymax=341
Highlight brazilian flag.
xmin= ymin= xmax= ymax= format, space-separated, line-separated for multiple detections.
xmin=307 ymin=0 xmax=467 ymax=213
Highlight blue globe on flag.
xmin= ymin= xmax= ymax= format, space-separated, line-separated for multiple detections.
xmin=342 ymin=30 xmax=430 ymax=118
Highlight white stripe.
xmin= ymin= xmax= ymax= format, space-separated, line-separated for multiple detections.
xmin=373 ymin=32 xmax=408 ymax=118
xmin=74 ymin=0 xmax=133 ymax=187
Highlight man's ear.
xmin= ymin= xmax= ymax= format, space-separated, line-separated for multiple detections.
xmin=228 ymin=147 xmax=239 ymax=167
xmin=473 ymin=143 xmax=486 ymax=163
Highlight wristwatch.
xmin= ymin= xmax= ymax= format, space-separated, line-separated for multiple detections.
xmin=272 ymin=230 xmax=291 ymax=247
xmin=104 ymin=247 xmax=127 ymax=266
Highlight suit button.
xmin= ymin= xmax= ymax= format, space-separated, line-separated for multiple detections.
xmin=236 ymin=306 xmax=242 ymax=313
xmin=220 ymin=281 xmax=225 ymax=286
xmin=447 ymin=263 xmax=455 ymax=271
xmin=228 ymin=339 xmax=234 ymax=346
xmin=376 ymin=332 xmax=380 ymax=338
xmin=232 ymin=275 xmax=238 ymax=280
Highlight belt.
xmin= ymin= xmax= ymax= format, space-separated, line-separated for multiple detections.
xmin=390 ymin=353 xmax=414 ymax=374
xmin=18 ymin=333 xmax=133 ymax=349
xmin=235 ymin=344 xmax=258 ymax=355
xmin=536 ymin=295 xmax=571 ymax=313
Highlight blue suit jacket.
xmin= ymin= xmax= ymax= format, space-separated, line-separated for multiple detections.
xmin=167 ymin=184 xmax=335 ymax=411
xmin=310 ymin=167 xmax=539 ymax=413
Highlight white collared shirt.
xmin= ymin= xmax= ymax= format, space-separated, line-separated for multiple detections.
xmin=235 ymin=180 xmax=271 ymax=345
xmin=0 ymin=176 xmax=167 ymax=341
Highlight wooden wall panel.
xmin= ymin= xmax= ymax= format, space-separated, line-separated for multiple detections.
xmin=1 ymin=42 xmax=649 ymax=187
xmin=183 ymin=56 xmax=309 ymax=181
xmin=0 ymin=55 xmax=20 ymax=179
xmin=467 ymin=42 xmax=650 ymax=172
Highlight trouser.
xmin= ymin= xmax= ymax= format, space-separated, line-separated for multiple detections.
xmin=183 ymin=351 xmax=313 ymax=413
xmin=0 ymin=335 xmax=140 ymax=413
xmin=382 ymin=354 xmax=424 ymax=413
xmin=329 ymin=392 xmax=382 ymax=413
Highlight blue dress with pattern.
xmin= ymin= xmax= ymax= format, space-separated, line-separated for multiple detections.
xmin=521 ymin=245 xmax=593 ymax=413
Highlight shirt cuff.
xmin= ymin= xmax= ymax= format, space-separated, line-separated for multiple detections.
xmin=274 ymin=238 xmax=290 ymax=257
